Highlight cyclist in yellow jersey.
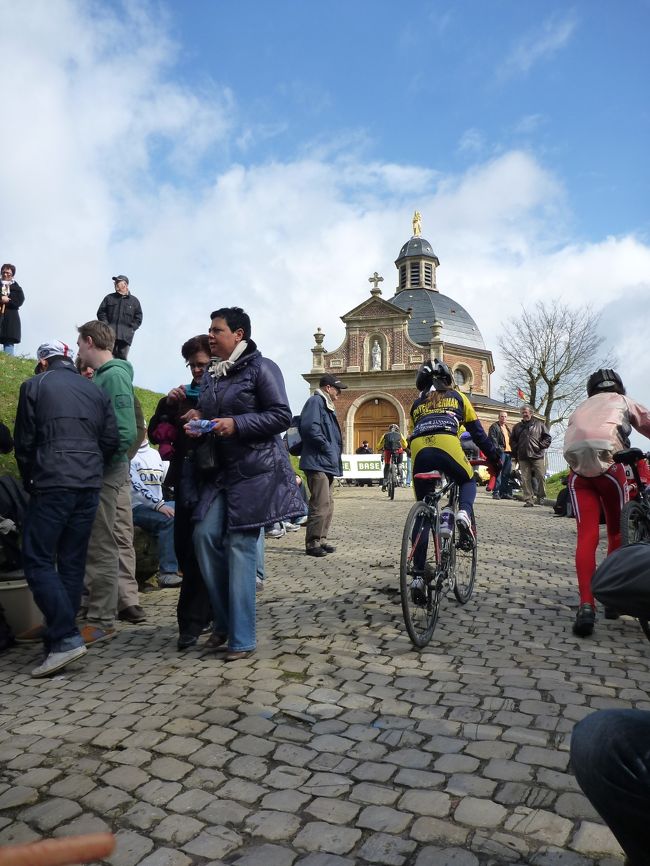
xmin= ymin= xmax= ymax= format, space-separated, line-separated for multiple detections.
xmin=410 ymin=360 xmax=502 ymax=544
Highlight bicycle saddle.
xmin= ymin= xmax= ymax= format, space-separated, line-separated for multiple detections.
xmin=414 ymin=471 xmax=442 ymax=481
xmin=614 ymin=448 xmax=645 ymax=465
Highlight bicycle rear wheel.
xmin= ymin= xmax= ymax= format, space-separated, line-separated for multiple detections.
xmin=451 ymin=520 xmax=477 ymax=604
xmin=621 ymin=501 xmax=650 ymax=546
xmin=400 ymin=501 xmax=442 ymax=647
xmin=388 ymin=465 xmax=396 ymax=500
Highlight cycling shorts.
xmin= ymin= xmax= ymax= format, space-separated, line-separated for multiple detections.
xmin=410 ymin=433 xmax=473 ymax=482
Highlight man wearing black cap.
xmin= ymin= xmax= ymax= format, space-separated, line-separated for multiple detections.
xmin=298 ymin=374 xmax=347 ymax=557
xmin=97 ymin=275 xmax=143 ymax=360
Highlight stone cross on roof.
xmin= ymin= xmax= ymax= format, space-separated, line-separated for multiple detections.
xmin=368 ymin=271 xmax=383 ymax=296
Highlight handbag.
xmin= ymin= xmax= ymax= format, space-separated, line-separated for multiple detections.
xmin=193 ymin=435 xmax=221 ymax=474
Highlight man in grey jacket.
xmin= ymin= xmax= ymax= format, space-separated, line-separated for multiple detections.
xmin=510 ymin=405 xmax=552 ymax=507
xmin=299 ymin=374 xmax=347 ymax=557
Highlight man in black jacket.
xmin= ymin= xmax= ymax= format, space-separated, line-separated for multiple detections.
xmin=510 ymin=405 xmax=552 ymax=507
xmin=14 ymin=341 xmax=119 ymax=677
xmin=488 ymin=411 xmax=513 ymax=499
xmin=97 ymin=275 xmax=143 ymax=360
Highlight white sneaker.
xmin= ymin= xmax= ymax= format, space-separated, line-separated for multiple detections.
xmin=456 ymin=509 xmax=475 ymax=543
xmin=256 ymin=576 xmax=265 ymax=592
xmin=31 ymin=645 xmax=87 ymax=678
xmin=159 ymin=572 xmax=183 ymax=588
xmin=295 ymin=515 xmax=308 ymax=526
xmin=266 ymin=523 xmax=286 ymax=538
xmin=284 ymin=522 xmax=301 ymax=532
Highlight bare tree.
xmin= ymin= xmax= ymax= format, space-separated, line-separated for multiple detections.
xmin=498 ymin=301 xmax=613 ymax=429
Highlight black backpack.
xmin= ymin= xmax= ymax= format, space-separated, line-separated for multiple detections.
xmin=384 ymin=430 xmax=401 ymax=451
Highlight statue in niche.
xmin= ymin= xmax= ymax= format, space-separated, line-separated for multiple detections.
xmin=371 ymin=340 xmax=382 ymax=371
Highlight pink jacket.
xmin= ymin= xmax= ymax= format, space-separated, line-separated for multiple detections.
xmin=564 ymin=392 xmax=650 ymax=477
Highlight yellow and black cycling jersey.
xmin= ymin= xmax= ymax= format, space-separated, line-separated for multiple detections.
xmin=409 ymin=388 xmax=498 ymax=470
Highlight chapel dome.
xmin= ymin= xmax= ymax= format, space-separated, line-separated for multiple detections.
xmin=388 ymin=288 xmax=486 ymax=350
xmin=395 ymin=235 xmax=440 ymax=265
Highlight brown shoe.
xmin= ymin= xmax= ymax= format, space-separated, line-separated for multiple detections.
xmin=16 ymin=624 xmax=46 ymax=643
xmin=206 ymin=632 xmax=228 ymax=649
xmin=225 ymin=650 xmax=254 ymax=662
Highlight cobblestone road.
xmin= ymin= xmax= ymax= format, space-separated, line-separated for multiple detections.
xmin=2 ymin=486 xmax=648 ymax=866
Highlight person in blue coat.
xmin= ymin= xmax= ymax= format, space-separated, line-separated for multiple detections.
xmin=186 ymin=307 xmax=304 ymax=661
xmin=299 ymin=373 xmax=347 ymax=557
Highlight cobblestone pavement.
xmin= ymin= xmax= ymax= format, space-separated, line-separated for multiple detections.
xmin=2 ymin=485 xmax=647 ymax=866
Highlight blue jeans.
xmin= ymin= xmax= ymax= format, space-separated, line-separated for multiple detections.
xmin=23 ymin=488 xmax=100 ymax=652
xmin=132 ymin=504 xmax=178 ymax=573
xmin=496 ymin=453 xmax=512 ymax=497
xmin=193 ymin=492 xmax=257 ymax=652
xmin=256 ymin=530 xmax=265 ymax=582
xmin=571 ymin=709 xmax=650 ymax=865
xmin=1 ymin=344 xmax=15 ymax=355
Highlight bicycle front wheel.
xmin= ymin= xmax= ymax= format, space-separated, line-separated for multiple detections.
xmin=451 ymin=524 xmax=477 ymax=604
xmin=400 ymin=501 xmax=442 ymax=647
xmin=621 ymin=501 xmax=650 ymax=546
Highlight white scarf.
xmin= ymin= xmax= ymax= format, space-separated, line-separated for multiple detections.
xmin=209 ymin=340 xmax=248 ymax=379
xmin=317 ymin=387 xmax=335 ymax=411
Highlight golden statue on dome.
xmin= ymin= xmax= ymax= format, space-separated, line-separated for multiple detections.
xmin=412 ymin=210 xmax=422 ymax=237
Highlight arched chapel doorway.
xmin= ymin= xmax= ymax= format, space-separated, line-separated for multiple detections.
xmin=354 ymin=398 xmax=399 ymax=451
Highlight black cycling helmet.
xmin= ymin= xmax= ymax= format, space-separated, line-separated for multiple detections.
xmin=586 ymin=368 xmax=626 ymax=398
xmin=416 ymin=358 xmax=453 ymax=392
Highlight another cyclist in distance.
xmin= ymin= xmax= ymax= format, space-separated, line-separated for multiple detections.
xmin=563 ymin=368 xmax=650 ymax=638
xmin=376 ymin=424 xmax=408 ymax=491
xmin=410 ymin=360 xmax=502 ymax=544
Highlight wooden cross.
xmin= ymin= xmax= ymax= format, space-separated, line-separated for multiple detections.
xmin=368 ymin=272 xmax=384 ymax=290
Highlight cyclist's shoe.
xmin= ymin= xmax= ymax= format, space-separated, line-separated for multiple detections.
xmin=410 ymin=576 xmax=426 ymax=606
xmin=572 ymin=603 xmax=595 ymax=637
xmin=456 ymin=510 xmax=475 ymax=549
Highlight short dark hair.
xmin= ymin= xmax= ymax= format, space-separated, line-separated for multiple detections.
xmin=181 ymin=334 xmax=211 ymax=360
xmin=1 ymin=263 xmax=16 ymax=277
xmin=77 ymin=320 xmax=115 ymax=351
xmin=210 ymin=307 xmax=251 ymax=340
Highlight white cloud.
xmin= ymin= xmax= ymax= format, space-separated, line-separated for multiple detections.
xmin=458 ymin=129 xmax=485 ymax=155
xmin=500 ymin=11 xmax=578 ymax=79
xmin=2 ymin=0 xmax=649 ymax=421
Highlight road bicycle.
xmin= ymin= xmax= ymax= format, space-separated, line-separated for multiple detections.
xmin=613 ymin=447 xmax=650 ymax=641
xmin=399 ymin=461 xmax=482 ymax=648
xmin=383 ymin=452 xmax=405 ymax=500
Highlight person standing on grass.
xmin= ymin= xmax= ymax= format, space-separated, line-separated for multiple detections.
xmin=0 ymin=264 xmax=25 ymax=355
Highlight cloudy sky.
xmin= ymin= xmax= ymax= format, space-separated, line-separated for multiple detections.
xmin=2 ymin=0 xmax=649 ymax=415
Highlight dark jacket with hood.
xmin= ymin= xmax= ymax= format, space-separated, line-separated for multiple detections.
xmin=298 ymin=390 xmax=343 ymax=476
xmin=0 ymin=281 xmax=25 ymax=345
xmin=14 ymin=357 xmax=119 ymax=491
xmin=97 ymin=291 xmax=143 ymax=346
xmin=194 ymin=341 xmax=303 ymax=530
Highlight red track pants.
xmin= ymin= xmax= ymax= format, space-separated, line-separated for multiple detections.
xmin=567 ymin=465 xmax=627 ymax=606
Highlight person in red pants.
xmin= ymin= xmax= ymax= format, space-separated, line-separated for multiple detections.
xmin=564 ymin=369 xmax=650 ymax=637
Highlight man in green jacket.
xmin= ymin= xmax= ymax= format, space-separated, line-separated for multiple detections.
xmin=77 ymin=320 xmax=137 ymax=643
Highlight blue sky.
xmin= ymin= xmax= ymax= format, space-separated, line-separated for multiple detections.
xmin=2 ymin=0 xmax=649 ymax=415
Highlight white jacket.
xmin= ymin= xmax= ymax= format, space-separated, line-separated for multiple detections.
xmin=563 ymin=392 xmax=650 ymax=478
xmin=130 ymin=442 xmax=168 ymax=510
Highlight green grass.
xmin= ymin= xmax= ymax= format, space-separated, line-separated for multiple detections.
xmin=545 ymin=469 xmax=569 ymax=500
xmin=0 ymin=353 xmax=164 ymax=480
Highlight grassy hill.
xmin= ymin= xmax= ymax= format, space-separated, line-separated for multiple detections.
xmin=0 ymin=353 xmax=164 ymax=479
